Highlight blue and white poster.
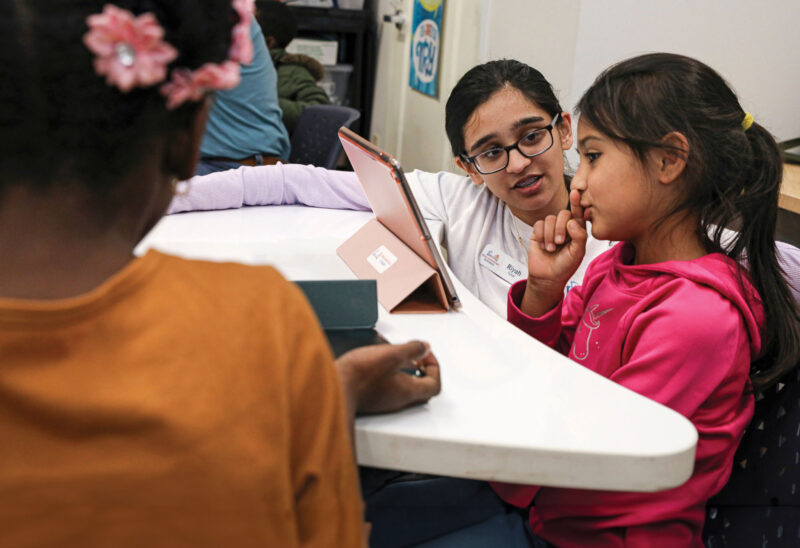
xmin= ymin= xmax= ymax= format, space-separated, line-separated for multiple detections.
xmin=409 ymin=0 xmax=443 ymax=98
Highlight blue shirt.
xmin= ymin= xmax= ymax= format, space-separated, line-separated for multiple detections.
xmin=200 ymin=19 xmax=290 ymax=160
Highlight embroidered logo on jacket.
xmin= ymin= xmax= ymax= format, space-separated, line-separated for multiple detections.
xmin=565 ymin=280 xmax=579 ymax=293
xmin=571 ymin=304 xmax=613 ymax=361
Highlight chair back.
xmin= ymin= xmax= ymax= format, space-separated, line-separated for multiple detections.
xmin=779 ymin=137 xmax=800 ymax=164
xmin=703 ymin=366 xmax=800 ymax=546
xmin=289 ymin=105 xmax=361 ymax=169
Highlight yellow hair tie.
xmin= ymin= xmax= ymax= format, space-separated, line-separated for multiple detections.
xmin=741 ymin=111 xmax=754 ymax=131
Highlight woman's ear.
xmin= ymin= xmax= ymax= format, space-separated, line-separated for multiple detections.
xmin=653 ymin=131 xmax=689 ymax=185
xmin=455 ymin=156 xmax=485 ymax=186
xmin=164 ymin=97 xmax=213 ymax=181
xmin=556 ymin=111 xmax=573 ymax=150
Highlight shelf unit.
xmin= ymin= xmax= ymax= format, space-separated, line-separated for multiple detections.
xmin=277 ymin=4 xmax=378 ymax=136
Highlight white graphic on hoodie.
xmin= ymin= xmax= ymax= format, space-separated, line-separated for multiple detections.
xmin=572 ymin=304 xmax=613 ymax=361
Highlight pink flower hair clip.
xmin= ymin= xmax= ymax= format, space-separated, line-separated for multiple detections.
xmin=159 ymin=0 xmax=254 ymax=109
xmin=84 ymin=2 xmax=255 ymax=110
xmin=83 ymin=4 xmax=178 ymax=92
xmin=230 ymin=0 xmax=255 ymax=65
xmin=160 ymin=61 xmax=242 ymax=110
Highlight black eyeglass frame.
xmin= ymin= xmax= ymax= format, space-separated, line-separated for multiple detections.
xmin=461 ymin=113 xmax=562 ymax=175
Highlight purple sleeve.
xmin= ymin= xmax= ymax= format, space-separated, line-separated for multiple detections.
xmin=167 ymin=163 xmax=370 ymax=214
xmin=777 ymin=240 xmax=800 ymax=305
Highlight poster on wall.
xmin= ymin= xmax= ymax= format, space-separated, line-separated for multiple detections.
xmin=408 ymin=0 xmax=443 ymax=98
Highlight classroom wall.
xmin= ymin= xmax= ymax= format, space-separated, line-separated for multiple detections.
xmin=370 ymin=0 xmax=800 ymax=172
xmin=370 ymin=0 xmax=483 ymax=173
xmin=480 ymin=0 xmax=581 ymax=111
xmin=369 ymin=0 xmax=412 ymax=157
xmin=569 ymin=0 xmax=800 ymax=143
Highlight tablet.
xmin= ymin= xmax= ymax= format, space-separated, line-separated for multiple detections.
xmin=338 ymin=127 xmax=461 ymax=311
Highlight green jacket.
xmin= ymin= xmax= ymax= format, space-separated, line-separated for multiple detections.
xmin=270 ymin=48 xmax=330 ymax=134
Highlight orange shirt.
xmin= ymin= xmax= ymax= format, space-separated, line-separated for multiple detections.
xmin=0 ymin=251 xmax=364 ymax=548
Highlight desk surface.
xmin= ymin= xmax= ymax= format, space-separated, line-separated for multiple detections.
xmin=782 ymin=163 xmax=800 ymax=214
xmin=137 ymin=206 xmax=698 ymax=493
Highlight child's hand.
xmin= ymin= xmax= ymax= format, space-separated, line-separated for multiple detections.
xmin=522 ymin=189 xmax=587 ymax=316
xmin=335 ymin=341 xmax=441 ymax=420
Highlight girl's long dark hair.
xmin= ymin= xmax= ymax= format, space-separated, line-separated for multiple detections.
xmin=577 ymin=52 xmax=800 ymax=390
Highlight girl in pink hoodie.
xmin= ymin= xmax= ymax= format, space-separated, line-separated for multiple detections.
xmin=500 ymin=53 xmax=800 ymax=547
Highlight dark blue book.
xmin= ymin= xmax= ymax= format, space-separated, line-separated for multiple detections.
xmin=294 ymin=280 xmax=387 ymax=357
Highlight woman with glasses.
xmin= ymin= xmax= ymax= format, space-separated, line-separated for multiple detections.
xmin=170 ymin=59 xmax=613 ymax=317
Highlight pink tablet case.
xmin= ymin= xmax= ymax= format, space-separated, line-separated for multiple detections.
xmin=336 ymin=131 xmax=450 ymax=313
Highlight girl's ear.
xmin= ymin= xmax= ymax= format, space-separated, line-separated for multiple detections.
xmin=654 ymin=131 xmax=689 ymax=185
xmin=455 ymin=156 xmax=485 ymax=186
xmin=556 ymin=111 xmax=574 ymax=150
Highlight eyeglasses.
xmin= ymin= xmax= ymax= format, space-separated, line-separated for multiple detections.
xmin=462 ymin=113 xmax=561 ymax=175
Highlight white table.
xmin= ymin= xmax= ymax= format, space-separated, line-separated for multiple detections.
xmin=137 ymin=205 xmax=698 ymax=493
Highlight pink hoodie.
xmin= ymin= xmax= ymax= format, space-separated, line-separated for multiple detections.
xmin=499 ymin=243 xmax=764 ymax=547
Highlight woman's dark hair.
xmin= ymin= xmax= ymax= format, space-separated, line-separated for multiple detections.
xmin=445 ymin=59 xmax=564 ymax=159
xmin=577 ymin=52 xmax=800 ymax=390
xmin=257 ymin=1 xmax=297 ymax=49
xmin=0 ymin=0 xmax=238 ymax=192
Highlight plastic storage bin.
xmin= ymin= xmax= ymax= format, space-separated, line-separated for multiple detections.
xmin=337 ymin=0 xmax=365 ymax=8
xmin=320 ymin=63 xmax=354 ymax=105
xmin=285 ymin=38 xmax=339 ymax=66
xmin=290 ymin=0 xmax=334 ymax=7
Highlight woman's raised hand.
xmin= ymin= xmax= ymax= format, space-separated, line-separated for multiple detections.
xmin=521 ymin=189 xmax=587 ymax=316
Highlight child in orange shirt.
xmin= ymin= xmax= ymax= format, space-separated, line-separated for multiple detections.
xmin=0 ymin=2 xmax=439 ymax=547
